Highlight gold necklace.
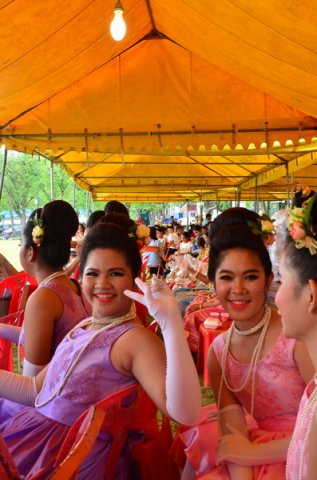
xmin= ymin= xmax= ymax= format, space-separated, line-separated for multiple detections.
xmin=219 ymin=306 xmax=271 ymax=417
xmin=35 ymin=304 xmax=136 ymax=408
xmin=286 ymin=378 xmax=317 ymax=480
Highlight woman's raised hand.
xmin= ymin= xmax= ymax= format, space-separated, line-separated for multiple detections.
xmin=124 ymin=276 xmax=181 ymax=332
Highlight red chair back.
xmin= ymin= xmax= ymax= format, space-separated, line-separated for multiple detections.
xmin=0 ymin=272 xmax=37 ymax=371
xmin=51 ymin=383 xmax=140 ymax=480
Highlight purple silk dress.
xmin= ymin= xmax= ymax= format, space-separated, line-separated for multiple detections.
xmin=0 ymin=320 xmax=140 ymax=479
xmin=0 ymin=281 xmax=92 ymax=422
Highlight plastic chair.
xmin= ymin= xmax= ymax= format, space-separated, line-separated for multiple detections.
xmin=130 ymin=390 xmax=181 ymax=480
xmin=0 ymin=272 xmax=37 ymax=371
xmin=47 ymin=383 xmax=141 ymax=480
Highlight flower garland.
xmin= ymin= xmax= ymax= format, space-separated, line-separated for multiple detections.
xmin=31 ymin=218 xmax=45 ymax=246
xmin=247 ymin=214 xmax=275 ymax=245
xmin=287 ymin=195 xmax=317 ymax=255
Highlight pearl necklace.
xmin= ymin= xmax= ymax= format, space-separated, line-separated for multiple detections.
xmin=34 ymin=304 xmax=136 ymax=408
xmin=233 ymin=311 xmax=269 ymax=336
xmin=39 ymin=270 xmax=66 ymax=286
xmin=92 ymin=302 xmax=136 ymax=325
xmin=286 ymin=377 xmax=317 ymax=480
xmin=219 ymin=306 xmax=271 ymax=417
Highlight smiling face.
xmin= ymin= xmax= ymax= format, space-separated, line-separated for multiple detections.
xmin=214 ymin=248 xmax=271 ymax=329
xmin=82 ymin=248 xmax=134 ymax=320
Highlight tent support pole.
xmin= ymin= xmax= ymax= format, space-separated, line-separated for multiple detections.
xmin=254 ymin=175 xmax=259 ymax=212
xmin=73 ymin=182 xmax=76 ymax=209
xmin=0 ymin=146 xmax=8 ymax=201
xmin=50 ymin=160 xmax=55 ymax=201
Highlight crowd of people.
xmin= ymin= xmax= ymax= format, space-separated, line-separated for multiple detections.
xmin=0 ymin=189 xmax=316 ymax=478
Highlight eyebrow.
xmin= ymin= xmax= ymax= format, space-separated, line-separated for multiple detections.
xmin=218 ymin=269 xmax=260 ymax=274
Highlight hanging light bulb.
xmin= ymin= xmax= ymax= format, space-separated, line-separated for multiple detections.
xmin=110 ymin=0 xmax=126 ymax=41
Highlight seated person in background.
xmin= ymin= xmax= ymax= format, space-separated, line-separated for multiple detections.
xmin=0 ymin=222 xmax=201 ymax=479
xmin=191 ymin=225 xmax=202 ymax=256
xmin=0 ymin=253 xmax=18 ymax=282
xmin=65 ymin=210 xmax=105 ymax=279
xmin=0 ymin=200 xmax=91 ymax=377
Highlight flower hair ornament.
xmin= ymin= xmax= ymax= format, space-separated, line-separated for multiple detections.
xmin=31 ymin=217 xmax=45 ymax=246
xmin=287 ymin=195 xmax=317 ymax=255
xmin=247 ymin=214 xmax=275 ymax=246
xmin=128 ymin=223 xmax=150 ymax=249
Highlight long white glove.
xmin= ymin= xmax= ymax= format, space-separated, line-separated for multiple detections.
xmin=0 ymin=370 xmax=38 ymax=406
xmin=125 ymin=276 xmax=201 ymax=425
xmin=23 ymin=359 xmax=47 ymax=377
xmin=216 ymin=424 xmax=290 ymax=466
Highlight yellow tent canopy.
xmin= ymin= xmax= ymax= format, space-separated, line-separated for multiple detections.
xmin=0 ymin=0 xmax=316 ymax=202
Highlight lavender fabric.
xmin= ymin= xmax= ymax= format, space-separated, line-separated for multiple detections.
xmin=0 ymin=321 xmax=140 ymax=479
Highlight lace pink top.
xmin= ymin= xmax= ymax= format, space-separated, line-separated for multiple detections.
xmin=286 ymin=379 xmax=317 ymax=480
xmin=213 ymin=333 xmax=305 ymax=431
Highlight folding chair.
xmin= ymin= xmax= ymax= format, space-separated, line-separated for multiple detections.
xmin=0 ymin=273 xmax=37 ymax=371
xmin=46 ymin=383 xmax=141 ymax=480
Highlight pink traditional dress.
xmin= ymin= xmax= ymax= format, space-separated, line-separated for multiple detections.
xmin=286 ymin=379 xmax=317 ymax=480
xmin=180 ymin=333 xmax=306 ymax=478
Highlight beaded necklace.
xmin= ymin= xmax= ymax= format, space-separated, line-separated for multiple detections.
xmin=286 ymin=377 xmax=317 ymax=480
xmin=219 ymin=305 xmax=271 ymax=417
xmin=34 ymin=304 xmax=136 ymax=408
xmin=38 ymin=270 xmax=66 ymax=286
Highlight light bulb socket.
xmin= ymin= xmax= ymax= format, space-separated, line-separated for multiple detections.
xmin=114 ymin=0 xmax=123 ymax=12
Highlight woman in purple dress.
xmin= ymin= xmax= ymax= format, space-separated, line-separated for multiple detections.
xmin=0 ymin=221 xmax=201 ymax=479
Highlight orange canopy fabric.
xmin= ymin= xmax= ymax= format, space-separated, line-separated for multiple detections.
xmin=0 ymin=0 xmax=316 ymax=201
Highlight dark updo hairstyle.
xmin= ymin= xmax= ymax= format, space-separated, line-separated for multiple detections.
xmin=99 ymin=212 xmax=136 ymax=232
xmin=24 ymin=200 xmax=78 ymax=269
xmin=80 ymin=222 xmax=142 ymax=278
xmin=86 ymin=210 xmax=105 ymax=229
xmin=208 ymin=207 xmax=272 ymax=281
xmin=104 ymin=200 xmax=129 ymax=217
xmin=284 ymin=194 xmax=317 ymax=285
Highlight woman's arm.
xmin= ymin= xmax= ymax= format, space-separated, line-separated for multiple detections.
xmin=123 ymin=277 xmax=201 ymax=426
xmin=0 ymin=324 xmax=21 ymax=343
xmin=210 ymin=346 xmax=291 ymax=468
xmin=0 ymin=365 xmax=47 ymax=405
xmin=208 ymin=344 xmax=254 ymax=479
xmin=23 ymin=288 xmax=63 ymax=367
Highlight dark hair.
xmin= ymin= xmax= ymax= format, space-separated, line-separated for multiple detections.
xmin=292 ymin=187 xmax=315 ymax=208
xmin=80 ymin=223 xmax=141 ymax=278
xmin=104 ymin=201 xmax=129 ymax=217
xmin=182 ymin=231 xmax=190 ymax=241
xmin=86 ymin=210 xmax=105 ymax=229
xmin=149 ymin=226 xmax=157 ymax=241
xmin=193 ymin=225 xmax=202 ymax=232
xmin=24 ymin=200 xmax=78 ymax=269
xmin=208 ymin=207 xmax=272 ymax=280
xmin=197 ymin=235 xmax=206 ymax=249
xmin=100 ymin=212 xmax=136 ymax=232
xmin=284 ymin=195 xmax=317 ymax=285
